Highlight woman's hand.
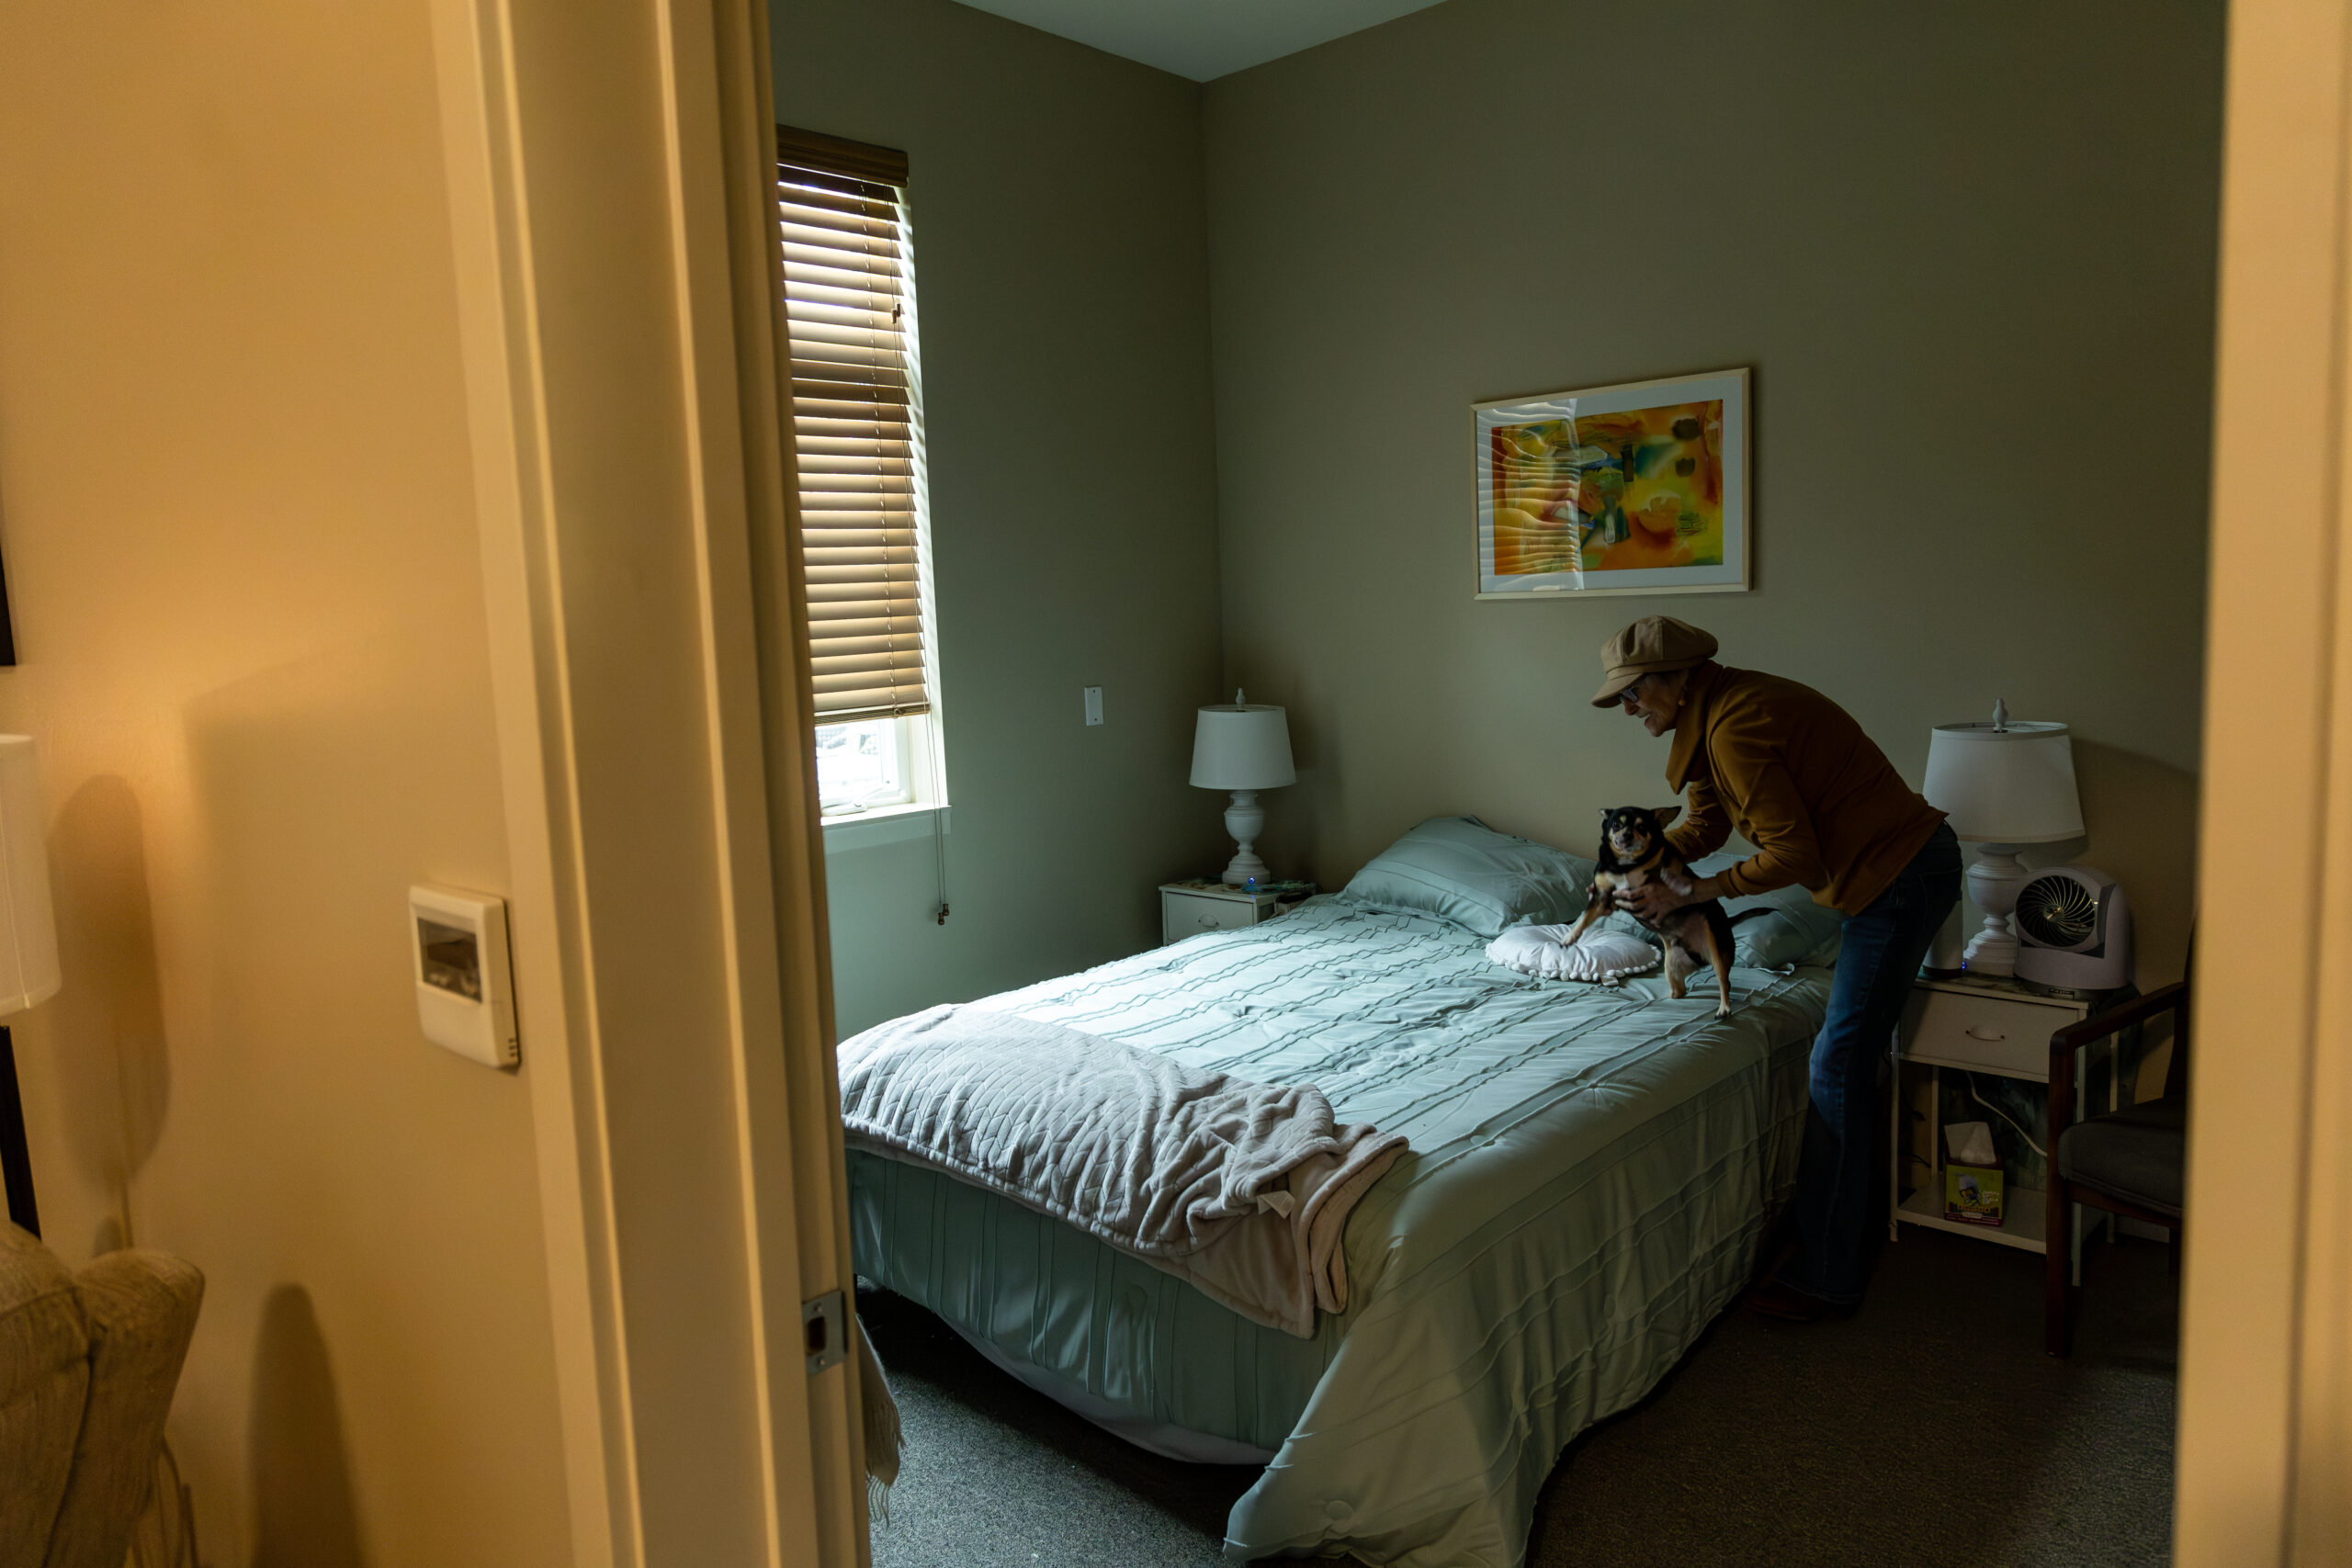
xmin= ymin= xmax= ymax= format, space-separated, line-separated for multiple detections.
xmin=1613 ymin=882 xmax=1688 ymax=922
xmin=1614 ymin=874 xmax=1724 ymax=923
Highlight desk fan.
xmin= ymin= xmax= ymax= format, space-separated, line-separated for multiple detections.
xmin=2013 ymin=866 xmax=2133 ymax=990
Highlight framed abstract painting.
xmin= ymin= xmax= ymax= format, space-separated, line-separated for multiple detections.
xmin=1474 ymin=367 xmax=1749 ymax=599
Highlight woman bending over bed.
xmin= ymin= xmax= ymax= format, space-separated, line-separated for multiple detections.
xmin=1592 ymin=615 xmax=1961 ymax=1321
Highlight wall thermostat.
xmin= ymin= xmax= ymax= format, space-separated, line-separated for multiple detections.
xmin=410 ymin=885 xmax=518 ymax=1068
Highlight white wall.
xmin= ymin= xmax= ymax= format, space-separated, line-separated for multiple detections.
xmin=0 ymin=6 xmax=572 ymax=1562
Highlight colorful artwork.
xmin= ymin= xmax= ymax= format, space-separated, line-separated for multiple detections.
xmin=1474 ymin=369 xmax=1748 ymax=598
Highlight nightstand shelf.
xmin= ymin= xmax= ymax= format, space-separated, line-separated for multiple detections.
xmin=1894 ymin=1183 xmax=2049 ymax=1253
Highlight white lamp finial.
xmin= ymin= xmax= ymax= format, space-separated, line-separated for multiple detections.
xmin=1992 ymin=697 xmax=2009 ymax=731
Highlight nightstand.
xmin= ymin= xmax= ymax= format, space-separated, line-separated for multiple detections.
xmin=1158 ymin=879 xmax=1315 ymax=945
xmin=1888 ymin=974 xmax=2126 ymax=1258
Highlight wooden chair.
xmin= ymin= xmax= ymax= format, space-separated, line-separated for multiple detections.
xmin=2044 ymin=978 xmax=2188 ymax=1356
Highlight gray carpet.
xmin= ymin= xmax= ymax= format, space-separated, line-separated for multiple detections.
xmin=860 ymin=1227 xmax=2177 ymax=1567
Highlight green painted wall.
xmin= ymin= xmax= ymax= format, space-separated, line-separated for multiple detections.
xmin=774 ymin=0 xmax=1228 ymax=1036
xmin=1200 ymin=0 xmax=2222 ymax=987
xmin=781 ymin=0 xmax=2224 ymax=1022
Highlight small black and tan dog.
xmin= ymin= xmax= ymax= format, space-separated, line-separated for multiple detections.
xmin=1564 ymin=805 xmax=1761 ymax=1018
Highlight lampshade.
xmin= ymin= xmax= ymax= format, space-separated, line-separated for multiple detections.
xmin=1922 ymin=717 xmax=2085 ymax=844
xmin=1190 ymin=700 xmax=1295 ymax=790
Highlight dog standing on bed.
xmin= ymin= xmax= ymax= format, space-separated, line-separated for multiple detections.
xmin=1564 ymin=805 xmax=1757 ymax=1019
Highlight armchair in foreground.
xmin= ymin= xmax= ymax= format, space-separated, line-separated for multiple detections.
xmin=1 ymin=1221 xmax=204 ymax=1567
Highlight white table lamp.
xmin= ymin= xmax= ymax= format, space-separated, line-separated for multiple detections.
xmin=1190 ymin=691 xmax=1295 ymax=886
xmin=1921 ymin=700 xmax=2085 ymax=977
xmin=0 ymin=736 xmax=61 ymax=1237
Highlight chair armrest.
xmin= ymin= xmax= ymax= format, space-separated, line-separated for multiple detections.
xmin=47 ymin=1250 xmax=204 ymax=1568
xmin=2046 ymin=980 xmax=2189 ymax=1164
xmin=2048 ymin=981 xmax=2189 ymax=1061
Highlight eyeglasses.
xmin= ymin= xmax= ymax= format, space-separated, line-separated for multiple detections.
xmin=1618 ymin=677 xmax=1649 ymax=707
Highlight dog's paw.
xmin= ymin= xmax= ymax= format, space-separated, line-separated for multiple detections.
xmin=1714 ymin=1003 xmax=1732 ymax=1020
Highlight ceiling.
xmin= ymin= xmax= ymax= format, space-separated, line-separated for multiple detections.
xmin=947 ymin=0 xmax=1450 ymax=82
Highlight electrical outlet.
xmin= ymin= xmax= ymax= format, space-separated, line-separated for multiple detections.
xmin=1083 ymin=686 xmax=1103 ymax=726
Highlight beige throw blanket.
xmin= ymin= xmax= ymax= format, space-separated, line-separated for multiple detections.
xmin=837 ymin=1004 xmax=1408 ymax=1338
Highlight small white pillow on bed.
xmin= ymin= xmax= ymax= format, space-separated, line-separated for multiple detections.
xmin=1485 ymin=925 xmax=1659 ymax=983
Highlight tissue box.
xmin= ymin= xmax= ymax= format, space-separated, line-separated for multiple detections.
xmin=1945 ymin=1163 xmax=2005 ymax=1226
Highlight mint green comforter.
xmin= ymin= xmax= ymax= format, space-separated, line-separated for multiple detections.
xmin=846 ymin=897 xmax=1827 ymax=1566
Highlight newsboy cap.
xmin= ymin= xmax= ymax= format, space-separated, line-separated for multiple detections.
xmin=1590 ymin=615 xmax=1720 ymax=706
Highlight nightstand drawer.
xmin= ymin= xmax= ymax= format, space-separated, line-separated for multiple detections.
xmin=1162 ymin=891 xmax=1263 ymax=943
xmin=1898 ymin=987 xmax=2073 ymax=1078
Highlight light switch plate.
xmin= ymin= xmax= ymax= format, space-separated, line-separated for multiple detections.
xmin=410 ymin=885 xmax=519 ymax=1068
xmin=1083 ymin=686 xmax=1103 ymax=726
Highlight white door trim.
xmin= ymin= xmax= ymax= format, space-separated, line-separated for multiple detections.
xmin=426 ymin=0 xmax=864 ymax=1562
xmin=2181 ymin=1 xmax=2352 ymax=1561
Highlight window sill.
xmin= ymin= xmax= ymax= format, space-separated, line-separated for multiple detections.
xmin=820 ymin=802 xmax=949 ymax=854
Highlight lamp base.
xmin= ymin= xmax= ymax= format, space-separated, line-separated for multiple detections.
xmin=1962 ymin=924 xmax=2020 ymax=977
xmin=1220 ymin=789 xmax=1269 ymax=886
xmin=1219 ymin=849 xmax=1271 ymax=887
xmin=1961 ymin=847 xmax=2030 ymax=978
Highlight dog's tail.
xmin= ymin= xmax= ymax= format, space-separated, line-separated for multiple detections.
xmin=1726 ymin=908 xmax=1773 ymax=927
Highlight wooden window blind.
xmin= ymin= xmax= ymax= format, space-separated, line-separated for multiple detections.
xmin=778 ymin=126 xmax=931 ymax=723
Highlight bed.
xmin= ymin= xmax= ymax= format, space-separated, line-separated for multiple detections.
xmin=845 ymin=873 xmax=1834 ymax=1566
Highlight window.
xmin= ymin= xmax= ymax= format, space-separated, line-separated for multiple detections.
xmin=776 ymin=127 xmax=943 ymax=818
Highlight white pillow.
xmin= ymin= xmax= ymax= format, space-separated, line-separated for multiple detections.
xmin=1486 ymin=925 xmax=1660 ymax=984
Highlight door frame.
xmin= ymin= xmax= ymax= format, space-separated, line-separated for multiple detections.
xmin=426 ymin=0 xmax=864 ymax=1562
xmin=2179 ymin=1 xmax=2352 ymax=1561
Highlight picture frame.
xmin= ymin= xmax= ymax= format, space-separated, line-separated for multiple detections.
xmin=1474 ymin=367 xmax=1749 ymax=600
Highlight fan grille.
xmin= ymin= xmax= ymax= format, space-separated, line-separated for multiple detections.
xmin=2017 ymin=875 xmax=2099 ymax=948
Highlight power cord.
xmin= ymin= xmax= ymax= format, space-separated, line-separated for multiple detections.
xmin=1963 ymin=1070 xmax=2047 ymax=1161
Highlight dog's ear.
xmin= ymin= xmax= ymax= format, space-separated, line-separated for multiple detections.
xmin=1652 ymin=805 xmax=1682 ymax=829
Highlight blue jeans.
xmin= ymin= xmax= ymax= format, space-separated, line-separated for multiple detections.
xmin=1776 ymin=823 xmax=1962 ymax=1304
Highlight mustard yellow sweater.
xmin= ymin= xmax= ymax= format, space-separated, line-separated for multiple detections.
xmin=1662 ymin=662 xmax=1946 ymax=917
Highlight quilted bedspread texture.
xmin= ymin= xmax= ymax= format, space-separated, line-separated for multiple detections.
xmin=845 ymin=896 xmax=1828 ymax=1566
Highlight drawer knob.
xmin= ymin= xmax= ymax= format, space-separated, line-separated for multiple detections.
xmin=1963 ymin=1024 xmax=2007 ymax=1043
